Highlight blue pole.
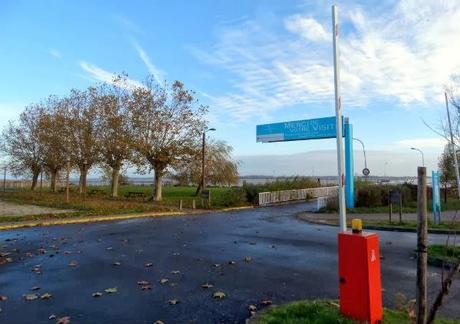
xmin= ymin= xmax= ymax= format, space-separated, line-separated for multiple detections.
xmin=344 ymin=120 xmax=354 ymax=208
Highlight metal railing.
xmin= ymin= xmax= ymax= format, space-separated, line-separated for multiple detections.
xmin=258 ymin=186 xmax=338 ymax=206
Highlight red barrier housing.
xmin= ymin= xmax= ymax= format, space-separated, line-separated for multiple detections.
xmin=338 ymin=232 xmax=383 ymax=323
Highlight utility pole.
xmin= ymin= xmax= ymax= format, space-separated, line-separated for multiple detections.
xmin=416 ymin=166 xmax=428 ymax=324
xmin=445 ymin=92 xmax=460 ymax=199
xmin=332 ymin=5 xmax=346 ymax=232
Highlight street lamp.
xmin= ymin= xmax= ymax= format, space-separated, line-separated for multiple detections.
xmin=200 ymin=127 xmax=216 ymax=194
xmin=353 ymin=138 xmax=368 ymax=176
xmin=411 ymin=147 xmax=425 ymax=167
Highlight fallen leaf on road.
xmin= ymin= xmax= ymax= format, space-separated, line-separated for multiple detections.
xmin=137 ymin=280 xmax=150 ymax=286
xmin=23 ymin=294 xmax=38 ymax=301
xmin=154 ymin=321 xmax=164 ymax=324
xmin=201 ymin=283 xmax=214 ymax=289
xmin=57 ymin=316 xmax=70 ymax=324
xmin=141 ymin=285 xmax=152 ymax=290
xmin=144 ymin=262 xmax=153 ymax=267
xmin=244 ymin=256 xmax=252 ymax=263
xmin=68 ymin=261 xmax=77 ymax=267
xmin=104 ymin=287 xmax=117 ymax=294
xmin=106 ymin=247 xmax=113 ymax=251
xmin=213 ymin=291 xmax=226 ymax=299
xmin=48 ymin=314 xmax=56 ymax=320
xmin=170 ymin=270 xmax=180 ymax=275
xmin=228 ymin=261 xmax=236 ymax=265
xmin=30 ymin=286 xmax=40 ymax=291
xmin=160 ymin=278 xmax=169 ymax=285
xmin=260 ymin=299 xmax=272 ymax=306
xmin=0 ymin=296 xmax=7 ymax=301
xmin=213 ymin=264 xmax=221 ymax=268
xmin=92 ymin=292 xmax=103 ymax=297
xmin=40 ymin=293 xmax=52 ymax=300
xmin=248 ymin=304 xmax=257 ymax=312
xmin=168 ymin=299 xmax=180 ymax=305
xmin=112 ymin=262 xmax=121 ymax=266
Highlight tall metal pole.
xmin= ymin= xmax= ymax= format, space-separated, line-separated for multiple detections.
xmin=411 ymin=148 xmax=425 ymax=167
xmin=201 ymin=131 xmax=206 ymax=193
xmin=66 ymin=158 xmax=70 ymax=204
xmin=353 ymin=138 xmax=367 ymax=169
xmin=332 ymin=5 xmax=346 ymax=232
xmin=445 ymin=92 xmax=460 ymax=199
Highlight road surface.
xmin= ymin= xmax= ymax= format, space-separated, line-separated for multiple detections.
xmin=0 ymin=202 xmax=458 ymax=323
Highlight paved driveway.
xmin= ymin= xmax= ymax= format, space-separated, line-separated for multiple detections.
xmin=0 ymin=202 xmax=458 ymax=323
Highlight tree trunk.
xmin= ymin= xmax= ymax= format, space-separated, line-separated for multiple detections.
xmin=153 ymin=168 xmax=163 ymax=201
xmin=31 ymin=170 xmax=40 ymax=191
xmin=79 ymin=167 xmax=88 ymax=194
xmin=111 ymin=166 xmax=120 ymax=198
xmin=50 ymin=169 xmax=58 ymax=192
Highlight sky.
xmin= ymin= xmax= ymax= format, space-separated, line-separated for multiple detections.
xmin=1 ymin=0 xmax=459 ymax=177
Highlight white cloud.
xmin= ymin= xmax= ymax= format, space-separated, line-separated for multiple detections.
xmin=79 ymin=61 xmax=144 ymax=90
xmin=284 ymin=15 xmax=329 ymax=42
xmin=191 ymin=1 xmax=460 ymax=121
xmin=48 ymin=48 xmax=62 ymax=59
xmin=132 ymin=42 xmax=164 ymax=84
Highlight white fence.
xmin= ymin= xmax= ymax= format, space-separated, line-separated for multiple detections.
xmin=258 ymin=186 xmax=338 ymax=206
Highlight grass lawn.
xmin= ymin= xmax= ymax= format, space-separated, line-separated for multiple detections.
xmin=0 ymin=185 xmax=248 ymax=222
xmin=347 ymin=199 xmax=460 ymax=214
xmin=428 ymin=244 xmax=460 ymax=264
xmin=366 ymin=220 xmax=460 ymax=231
xmin=252 ymin=300 xmax=459 ymax=324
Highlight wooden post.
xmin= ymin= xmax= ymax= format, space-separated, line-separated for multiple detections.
xmin=192 ymin=199 xmax=196 ymax=209
xmin=179 ymin=199 xmax=183 ymax=210
xmin=399 ymin=194 xmax=403 ymax=224
xmin=416 ymin=166 xmax=428 ymax=324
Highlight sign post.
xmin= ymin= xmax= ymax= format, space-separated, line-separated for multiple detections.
xmin=432 ymin=170 xmax=441 ymax=225
xmin=332 ymin=5 xmax=347 ymax=232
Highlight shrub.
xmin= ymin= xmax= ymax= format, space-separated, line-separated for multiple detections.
xmin=217 ymin=187 xmax=247 ymax=207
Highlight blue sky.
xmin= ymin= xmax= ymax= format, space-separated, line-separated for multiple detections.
xmin=1 ymin=0 xmax=459 ymax=176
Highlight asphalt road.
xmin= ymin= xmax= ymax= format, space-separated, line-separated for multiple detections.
xmin=0 ymin=202 xmax=459 ymax=323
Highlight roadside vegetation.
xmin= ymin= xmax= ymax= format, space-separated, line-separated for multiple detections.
xmin=250 ymin=300 xmax=459 ymax=324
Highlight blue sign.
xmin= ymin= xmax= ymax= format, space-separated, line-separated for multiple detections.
xmin=432 ymin=170 xmax=441 ymax=225
xmin=256 ymin=116 xmax=343 ymax=143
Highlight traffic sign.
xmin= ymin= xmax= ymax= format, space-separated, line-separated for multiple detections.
xmin=256 ymin=116 xmax=343 ymax=143
xmin=362 ymin=168 xmax=370 ymax=176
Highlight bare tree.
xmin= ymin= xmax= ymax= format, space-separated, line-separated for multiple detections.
xmin=63 ymin=88 xmax=101 ymax=194
xmin=94 ymin=76 xmax=133 ymax=197
xmin=37 ymin=96 xmax=68 ymax=192
xmin=128 ymin=78 xmax=206 ymax=201
xmin=1 ymin=105 xmax=44 ymax=190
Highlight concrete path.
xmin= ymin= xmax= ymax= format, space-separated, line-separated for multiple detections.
xmin=0 ymin=202 xmax=458 ymax=323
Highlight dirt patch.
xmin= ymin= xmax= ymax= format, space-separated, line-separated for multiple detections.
xmin=0 ymin=200 xmax=74 ymax=217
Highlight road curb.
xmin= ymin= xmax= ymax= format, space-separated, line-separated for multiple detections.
xmin=0 ymin=211 xmax=185 ymax=231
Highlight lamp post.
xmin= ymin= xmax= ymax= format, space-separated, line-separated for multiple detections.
xmin=66 ymin=157 xmax=70 ymax=203
xmin=200 ymin=127 xmax=216 ymax=194
xmin=353 ymin=137 xmax=368 ymax=176
xmin=411 ymin=147 xmax=425 ymax=167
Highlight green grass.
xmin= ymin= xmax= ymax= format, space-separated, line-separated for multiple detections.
xmin=254 ymin=300 xmax=459 ymax=324
xmin=366 ymin=220 xmax=460 ymax=231
xmin=0 ymin=185 xmax=249 ymax=223
xmin=428 ymin=244 xmax=460 ymax=263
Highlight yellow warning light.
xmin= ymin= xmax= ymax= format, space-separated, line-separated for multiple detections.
xmin=352 ymin=219 xmax=363 ymax=234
